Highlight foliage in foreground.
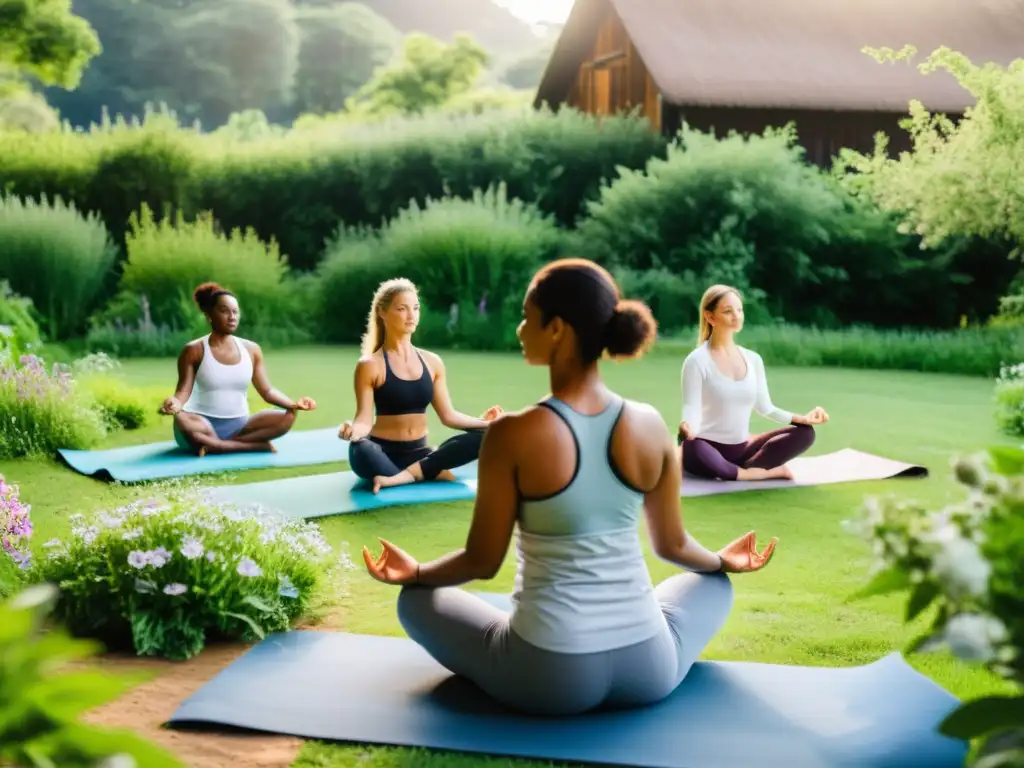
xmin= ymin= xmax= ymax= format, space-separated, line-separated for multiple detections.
xmin=29 ymin=489 xmax=343 ymax=661
xmin=849 ymin=446 xmax=1024 ymax=767
xmin=0 ymin=583 xmax=183 ymax=768
xmin=994 ymin=363 xmax=1024 ymax=437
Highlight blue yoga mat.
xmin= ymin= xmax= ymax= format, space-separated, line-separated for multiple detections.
xmin=58 ymin=429 xmax=350 ymax=483
xmin=205 ymin=462 xmax=479 ymax=517
xmin=169 ymin=593 xmax=966 ymax=768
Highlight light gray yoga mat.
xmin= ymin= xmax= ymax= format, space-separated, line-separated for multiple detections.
xmin=682 ymin=448 xmax=928 ymax=497
xmin=207 ymin=449 xmax=925 ymax=519
xmin=204 ymin=462 xmax=479 ymax=519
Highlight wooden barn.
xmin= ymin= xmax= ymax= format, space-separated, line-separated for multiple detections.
xmin=533 ymin=0 xmax=1024 ymax=166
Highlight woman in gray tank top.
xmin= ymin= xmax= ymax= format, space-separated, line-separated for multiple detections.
xmin=363 ymin=258 xmax=778 ymax=716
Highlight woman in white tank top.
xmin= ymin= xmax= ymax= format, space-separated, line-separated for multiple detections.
xmin=158 ymin=282 xmax=317 ymax=455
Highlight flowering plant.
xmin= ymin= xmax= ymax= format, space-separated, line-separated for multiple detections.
xmin=994 ymin=362 xmax=1024 ymax=438
xmin=0 ymin=473 xmax=32 ymax=571
xmin=29 ymin=488 xmax=341 ymax=661
xmin=0 ymin=352 xmax=107 ymax=459
xmin=847 ymin=445 xmax=1024 ymax=767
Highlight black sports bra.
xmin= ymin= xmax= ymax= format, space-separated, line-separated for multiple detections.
xmin=373 ymin=350 xmax=434 ymax=416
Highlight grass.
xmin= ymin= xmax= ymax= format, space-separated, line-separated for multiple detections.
xmin=0 ymin=344 xmax=1017 ymax=768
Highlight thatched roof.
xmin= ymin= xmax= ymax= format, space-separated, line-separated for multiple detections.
xmin=535 ymin=0 xmax=1024 ymax=113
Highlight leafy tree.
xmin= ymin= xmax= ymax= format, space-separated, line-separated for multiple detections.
xmin=838 ymin=45 xmax=1024 ymax=252
xmin=0 ymin=0 xmax=100 ymax=95
xmin=292 ymin=1 xmax=400 ymax=116
xmin=170 ymin=0 xmax=300 ymax=126
xmin=347 ymin=32 xmax=487 ymax=116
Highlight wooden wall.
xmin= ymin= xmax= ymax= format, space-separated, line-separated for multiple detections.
xmin=564 ymin=7 xmax=661 ymax=130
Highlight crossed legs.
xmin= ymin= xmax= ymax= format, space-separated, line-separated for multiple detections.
xmin=395 ymin=571 xmax=734 ymax=716
xmin=173 ymin=409 xmax=296 ymax=455
xmin=348 ymin=430 xmax=485 ymax=493
xmin=682 ymin=424 xmax=816 ymax=481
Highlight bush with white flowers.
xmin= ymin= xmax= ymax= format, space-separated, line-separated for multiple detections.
xmin=847 ymin=445 xmax=1023 ymax=766
xmin=994 ymin=362 xmax=1024 ymax=438
xmin=29 ymin=488 xmax=342 ymax=661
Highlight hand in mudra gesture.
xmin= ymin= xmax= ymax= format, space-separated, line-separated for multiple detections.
xmin=481 ymin=405 xmax=504 ymax=421
xmin=717 ymin=531 xmax=777 ymax=573
xmin=363 ymin=538 xmax=419 ymax=585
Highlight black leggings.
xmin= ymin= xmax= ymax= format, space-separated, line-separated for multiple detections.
xmin=348 ymin=430 xmax=484 ymax=481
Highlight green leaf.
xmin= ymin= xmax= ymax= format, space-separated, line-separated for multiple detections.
xmin=850 ymin=566 xmax=911 ymax=601
xmin=975 ymin=748 xmax=1024 ymax=768
xmin=988 ymin=446 xmax=1024 ymax=476
xmin=939 ymin=695 xmax=1024 ymax=740
xmin=221 ymin=611 xmax=265 ymax=640
xmin=905 ymin=580 xmax=941 ymax=622
xmin=905 ymin=629 xmax=943 ymax=655
xmin=27 ymin=669 xmax=141 ymax=720
xmin=56 ymin=724 xmax=185 ymax=767
xmin=241 ymin=595 xmax=274 ymax=614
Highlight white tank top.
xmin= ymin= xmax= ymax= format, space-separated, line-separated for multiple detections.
xmin=183 ymin=335 xmax=253 ymax=419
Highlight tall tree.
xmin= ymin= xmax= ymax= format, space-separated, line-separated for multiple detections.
xmin=0 ymin=0 xmax=100 ymax=94
xmin=347 ymin=32 xmax=487 ymax=116
xmin=292 ymin=2 xmax=400 ymax=116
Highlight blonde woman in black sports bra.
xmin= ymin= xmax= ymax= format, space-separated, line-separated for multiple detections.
xmin=338 ymin=278 xmax=504 ymax=493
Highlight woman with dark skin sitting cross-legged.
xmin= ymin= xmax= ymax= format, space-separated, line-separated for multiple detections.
xmin=159 ymin=281 xmax=316 ymax=456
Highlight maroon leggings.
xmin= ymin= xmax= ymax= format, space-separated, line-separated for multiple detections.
xmin=681 ymin=424 xmax=816 ymax=481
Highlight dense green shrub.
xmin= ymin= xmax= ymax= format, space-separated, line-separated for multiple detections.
xmin=574 ymin=125 xmax=1016 ymax=333
xmin=191 ymin=108 xmax=664 ymax=272
xmin=655 ymin=324 xmax=1023 ymax=378
xmin=318 ymin=185 xmax=565 ymax=348
xmin=0 ymin=354 xmax=108 ymax=459
xmin=74 ymin=353 xmax=156 ymax=431
xmin=113 ymin=203 xmax=311 ymax=343
xmin=0 ymin=195 xmax=118 ymax=339
xmin=30 ymin=491 xmax=341 ymax=660
xmin=995 ymin=363 xmax=1024 ymax=437
xmin=0 ymin=280 xmax=41 ymax=359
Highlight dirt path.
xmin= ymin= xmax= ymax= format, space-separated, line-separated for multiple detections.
xmin=82 ymin=609 xmax=346 ymax=768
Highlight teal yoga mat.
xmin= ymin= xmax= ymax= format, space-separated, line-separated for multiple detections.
xmin=205 ymin=461 xmax=478 ymax=517
xmin=58 ymin=428 xmax=350 ymax=483
xmin=206 ymin=448 xmax=926 ymax=519
xmin=168 ymin=592 xmax=967 ymax=768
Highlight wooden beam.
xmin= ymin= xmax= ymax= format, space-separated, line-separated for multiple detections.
xmin=586 ymin=50 xmax=626 ymax=68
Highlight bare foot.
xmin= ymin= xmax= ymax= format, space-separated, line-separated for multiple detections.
xmin=372 ymin=470 xmax=415 ymax=494
xmin=736 ymin=465 xmax=794 ymax=481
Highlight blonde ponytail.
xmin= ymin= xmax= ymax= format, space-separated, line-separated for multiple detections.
xmin=696 ymin=284 xmax=741 ymax=346
xmin=360 ymin=277 xmax=418 ymax=357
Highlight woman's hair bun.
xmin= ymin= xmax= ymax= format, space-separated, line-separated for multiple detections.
xmin=604 ymin=299 xmax=657 ymax=359
xmin=193 ymin=281 xmax=229 ymax=312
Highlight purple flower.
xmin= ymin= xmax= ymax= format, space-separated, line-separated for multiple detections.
xmin=127 ymin=550 xmax=149 ymax=569
xmin=163 ymin=583 xmax=187 ymax=596
xmin=180 ymin=537 xmax=204 ymax=559
xmin=237 ymin=557 xmax=263 ymax=578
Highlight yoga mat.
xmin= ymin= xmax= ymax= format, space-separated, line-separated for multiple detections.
xmin=169 ymin=592 xmax=966 ymax=768
xmin=206 ymin=448 xmax=925 ymax=519
xmin=204 ymin=462 xmax=479 ymax=518
xmin=57 ymin=429 xmax=350 ymax=483
xmin=682 ymin=448 xmax=928 ymax=498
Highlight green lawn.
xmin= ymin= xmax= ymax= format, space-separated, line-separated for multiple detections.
xmin=0 ymin=345 xmax=1016 ymax=768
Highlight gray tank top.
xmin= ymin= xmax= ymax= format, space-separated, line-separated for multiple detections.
xmin=509 ymin=394 xmax=667 ymax=654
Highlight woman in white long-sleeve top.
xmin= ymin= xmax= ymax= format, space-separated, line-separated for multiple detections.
xmin=678 ymin=285 xmax=828 ymax=482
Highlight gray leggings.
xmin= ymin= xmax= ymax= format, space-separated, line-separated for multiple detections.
xmin=396 ymin=571 xmax=734 ymax=716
